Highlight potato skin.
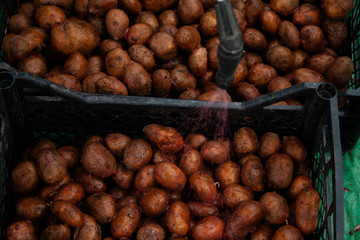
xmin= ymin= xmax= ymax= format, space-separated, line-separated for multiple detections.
xmin=116 ymin=196 xmax=138 ymax=211
xmin=73 ymin=214 xmax=102 ymax=240
xmin=287 ymin=175 xmax=313 ymax=201
xmin=74 ymin=167 xmax=107 ymax=194
xmin=58 ymin=146 xmax=80 ymax=169
xmin=266 ymin=45 xmax=293 ymax=71
xmin=99 ymin=39 xmax=122 ymax=57
xmin=215 ymin=161 xmax=241 ymax=189
xmin=290 ymin=49 xmax=309 ymax=72
xmin=236 ymin=82 xmax=261 ymax=101
xmin=250 ymin=224 xmax=273 ymax=240
xmin=300 ymin=25 xmax=326 ymax=53
xmin=35 ymin=6 xmax=66 ymax=31
xmin=82 ymin=72 xmax=107 ymax=93
xmin=233 ymin=127 xmax=258 ymax=156
xmin=282 ymin=136 xmax=307 ymax=164
xmin=273 ymin=225 xmax=304 ymax=240
xmin=143 ymin=124 xmax=184 ymax=153
xmin=189 ymin=172 xmax=217 ymax=203
xmin=322 ymin=18 xmax=348 ymax=49
xmin=37 ymin=149 xmax=68 ymax=184
xmin=106 ymin=9 xmax=129 ymax=40
xmin=105 ymin=133 xmax=131 ymax=158
xmin=17 ymin=54 xmax=47 ymax=77
xmin=246 ymin=0 xmax=264 ymax=26
xmin=16 ymin=197 xmax=48 ymax=221
xmin=176 ymin=26 xmax=201 ymax=53
xmin=113 ymin=164 xmax=134 ymax=189
xmin=95 ymin=76 xmax=128 ymax=95
xmin=151 ymin=69 xmax=172 ymax=97
xmin=306 ymin=53 xmax=335 ymax=75
xmin=187 ymin=202 xmax=220 ymax=218
xmin=8 ymin=14 xmax=33 ymax=34
xmin=260 ymin=192 xmax=289 ymax=225
xmin=244 ymin=52 xmax=263 ymax=68
xmin=265 ymin=153 xmax=294 ymax=189
xmin=295 ymin=188 xmax=320 ymax=235
xmin=51 ymin=200 xmax=84 ymax=227
xmin=179 ymin=149 xmax=203 ymax=178
xmin=128 ymin=44 xmax=155 ymax=71
xmin=41 ymin=224 xmax=71 ymax=240
xmin=270 ymin=0 xmax=299 ymax=16
xmin=6 ymin=221 xmax=37 ymax=240
xmin=170 ymin=64 xmax=197 ymax=91
xmin=87 ymin=55 xmax=104 ymax=75
xmin=111 ymin=204 xmax=141 ymax=238
xmin=47 ymin=73 xmax=81 ymax=92
xmin=293 ymin=4 xmax=321 ymax=26
xmin=134 ymin=165 xmax=156 ymax=190
xmin=267 ymin=76 xmax=292 ymax=93
xmin=247 ymin=63 xmax=277 ymax=91
xmin=86 ymin=192 xmax=116 ymax=224
xmin=155 ymin=161 xmax=187 ymax=191
xmin=201 ymin=140 xmax=228 ymax=165
xmin=127 ymin=23 xmax=153 ymax=45
xmin=158 ymin=24 xmax=178 ymax=37
xmin=123 ymin=61 xmax=152 ymax=96
xmin=259 ymin=9 xmax=281 ymax=35
xmin=53 ymin=182 xmax=84 ymax=204
xmin=105 ymin=48 xmax=130 ymax=79
xmin=322 ymin=0 xmax=354 ymax=20
xmin=293 ymin=68 xmax=326 ymax=84
xmin=149 ymin=32 xmax=178 ymax=61
xmin=178 ymin=0 xmax=204 ymax=24
xmin=189 ymin=47 xmax=207 ymax=77
xmin=63 ymin=52 xmax=88 ymax=81
xmin=326 ymin=56 xmax=354 ymax=88
xmin=166 ymin=201 xmax=191 ymax=236
xmin=223 ymin=184 xmax=254 ymax=208
xmin=123 ymin=139 xmax=153 ymax=171
xmin=258 ymin=132 xmax=281 ymax=159
xmin=11 ymin=161 xmax=39 ymax=194
xmin=18 ymin=2 xmax=35 ymax=18
xmin=242 ymin=28 xmax=268 ymax=53
xmin=191 ymin=216 xmax=225 ymax=240
xmin=199 ymin=11 xmax=218 ymax=37
xmin=135 ymin=11 xmax=159 ymax=32
xmin=159 ymin=10 xmax=178 ymax=26
xmin=184 ymin=134 xmax=207 ymax=150
xmin=137 ymin=222 xmax=165 ymax=240
xmin=278 ymin=21 xmax=300 ymax=50
xmin=140 ymin=188 xmax=169 ymax=217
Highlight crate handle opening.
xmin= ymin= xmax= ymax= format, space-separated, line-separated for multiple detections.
xmin=317 ymin=83 xmax=337 ymax=100
xmin=0 ymin=72 xmax=15 ymax=90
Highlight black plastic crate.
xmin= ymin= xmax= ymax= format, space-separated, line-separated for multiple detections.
xmin=0 ymin=82 xmax=344 ymax=239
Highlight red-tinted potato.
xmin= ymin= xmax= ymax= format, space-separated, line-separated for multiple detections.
xmin=8 ymin=14 xmax=33 ymax=34
xmin=250 ymin=224 xmax=274 ymax=240
xmin=293 ymin=68 xmax=326 ymax=84
xmin=199 ymin=11 xmax=218 ymax=37
xmin=111 ymin=204 xmax=141 ymax=238
xmin=108 ymin=186 xmax=127 ymax=202
xmin=73 ymin=214 xmax=102 ymax=240
xmin=158 ymin=10 xmax=178 ymax=26
xmin=135 ymin=165 xmax=157 ymax=190
xmin=140 ymin=188 xmax=169 ymax=217
xmin=95 ymin=76 xmax=128 ymax=95
xmin=191 ymin=216 xmax=225 ymax=240
xmin=155 ymin=161 xmax=187 ymax=191
xmin=290 ymin=49 xmax=309 ymax=72
xmin=322 ymin=18 xmax=348 ymax=49
xmin=267 ymin=77 xmax=292 ymax=93
xmin=82 ymin=72 xmax=107 ymax=93
xmin=53 ymin=182 xmax=84 ymax=205
xmin=128 ymin=44 xmax=156 ymax=71
xmin=58 ymin=146 xmax=80 ymax=169
xmin=293 ymin=4 xmax=321 ymax=26
xmin=241 ymin=155 xmax=265 ymax=192
xmin=179 ymin=88 xmax=201 ymax=100
xmin=116 ymin=196 xmax=138 ymax=210
xmin=35 ymin=6 xmax=66 ymax=31
xmin=6 ymin=221 xmax=36 ymax=240
xmin=265 ymin=153 xmax=294 ymax=189
xmin=166 ymin=201 xmax=191 ymax=236
xmin=16 ymin=197 xmax=48 ymax=221
xmin=136 ymin=222 xmax=165 ymax=240
xmin=223 ymin=184 xmax=254 ymax=208
xmin=258 ymin=132 xmax=281 ymax=159
xmin=143 ymin=124 xmax=184 ymax=153
xmin=37 ymin=149 xmax=68 ymax=184
xmin=201 ymin=140 xmax=228 ymax=164
xmin=50 ymin=200 xmax=84 ymax=227
xmin=306 ymin=53 xmax=335 ymax=75
xmin=39 ymin=174 xmax=71 ymax=201
xmin=86 ymin=192 xmax=116 ymax=224
xmin=104 ymin=133 xmax=131 ymax=158
xmin=112 ymin=164 xmax=134 ymax=189
xmin=326 ymin=56 xmax=354 ymax=88
xmin=185 ymin=134 xmax=208 ymax=150
xmin=152 ymin=150 xmax=177 ymax=164
xmin=18 ymin=2 xmax=35 ymax=18
xmin=73 ymin=167 xmax=106 ymax=194
xmin=215 ymin=161 xmax=241 ymax=189
xmin=99 ymin=39 xmax=122 ymax=57
xmin=233 ymin=127 xmax=258 ymax=156
xmin=300 ymin=25 xmax=326 ymax=53
xmin=158 ymin=24 xmax=178 ymax=37
xmin=189 ymin=172 xmax=217 ymax=203
xmin=47 ymin=73 xmax=81 ymax=92
xmin=87 ymin=55 xmax=104 ymax=75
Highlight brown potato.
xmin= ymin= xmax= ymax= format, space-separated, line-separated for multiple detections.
xmin=88 ymin=16 xmax=106 ymax=38
xmin=176 ymin=26 xmax=201 ymax=53
xmin=191 ymin=216 xmax=225 ymax=240
xmin=233 ymin=127 xmax=258 ymax=156
xmin=290 ymin=49 xmax=309 ymax=71
xmin=179 ymin=88 xmax=201 ymax=100
xmin=9 ymin=29 xmax=43 ymax=61
xmin=106 ymin=9 xmax=129 ymax=40
xmin=11 ymin=161 xmax=39 ymax=194
xmin=270 ymin=0 xmax=299 ymax=16
xmin=300 ymin=25 xmax=326 ymax=53
xmin=158 ymin=24 xmax=178 ymax=37
xmin=128 ymin=44 xmax=155 ymax=71
xmin=187 ymin=202 xmax=219 ymax=218
xmin=323 ymin=47 xmax=338 ymax=57
xmin=215 ymin=161 xmax=241 ymax=189
xmin=35 ymin=6 xmax=66 ymax=31
xmin=196 ymin=89 xmax=232 ymax=102
xmin=307 ymin=52 xmax=337 ymax=74
xmin=51 ymin=200 xmax=84 ymax=227
xmin=137 ymin=222 xmax=165 ymax=240
xmin=199 ymin=11 xmax=218 ymax=37
xmin=37 ymin=149 xmax=68 ymax=184
xmin=108 ymin=186 xmax=127 ymax=202
xmin=2 ymin=33 xmax=17 ymax=65
xmin=189 ymin=47 xmax=207 ymax=77
xmin=105 ymin=48 xmax=130 ymax=79
xmin=166 ymin=201 xmax=190 ymax=236
xmin=189 ymin=172 xmax=217 ymax=203
xmin=250 ymin=224 xmax=273 ymax=240
xmin=63 ymin=52 xmax=88 ymax=81
xmin=143 ymin=124 xmax=184 ymax=153
xmin=95 ymin=76 xmax=128 ymax=95
xmin=278 ymin=21 xmax=300 ymax=50
xmin=287 ymin=175 xmax=313 ymax=201
xmin=258 ymin=132 xmax=281 ymax=159
xmin=246 ymin=0 xmax=264 ymax=26
xmin=244 ymin=52 xmax=263 ymax=69
xmin=260 ymin=192 xmax=289 ymax=225
xmin=58 ymin=146 xmax=79 ymax=169
xmin=208 ymin=44 xmax=219 ymax=70
xmin=47 ymin=73 xmax=81 ymax=91
xmin=266 ymin=45 xmax=293 ymax=71
xmin=73 ymin=214 xmax=102 ymax=240
xmin=159 ymin=10 xmax=178 ymax=26
xmin=6 ymin=221 xmax=36 ymax=240
xmin=267 ymin=77 xmax=292 ymax=93
xmin=282 ymin=136 xmax=307 ymax=164
xmin=82 ymin=72 xmax=107 ymax=93
xmin=51 ymin=19 xmax=99 ymax=55
xmin=151 ymin=69 xmax=172 ymax=97
xmin=170 ymin=64 xmax=197 ymax=91
xmin=184 ymin=134 xmax=207 ymax=150
xmin=230 ymin=62 xmax=248 ymax=87
xmin=149 ymin=32 xmax=178 ymax=61
xmin=247 ymin=63 xmax=277 ymax=91
xmin=87 ymin=55 xmax=104 ymax=76
xmin=126 ymin=23 xmax=153 ymax=45
xmin=30 ymin=139 xmax=57 ymax=160
xmin=140 ymin=188 xmax=169 ymax=217
xmin=112 ymin=164 xmax=134 ymax=189
xmin=81 ymin=142 xmax=116 ymax=178
xmin=99 ymin=39 xmax=122 ymax=57
xmin=8 ymin=14 xmax=33 ymax=34
xmin=143 ymin=0 xmax=176 ymax=12
xmin=293 ymin=68 xmax=326 ymax=84
xmin=293 ymin=4 xmax=321 ymax=26
xmin=104 ymin=133 xmax=131 ymax=158
xmin=259 ymin=9 xmax=281 ymax=35
xmin=74 ymin=167 xmax=107 ymax=194
xmin=225 ymin=201 xmax=263 ymax=240
xmin=155 ymin=161 xmax=187 ymax=191
xmin=178 ymin=0 xmax=204 ymax=24
xmin=18 ymin=2 xmax=35 ymax=18
xmin=134 ymin=165 xmax=156 ymax=190
xmin=123 ymin=139 xmax=152 ymax=171
xmin=265 ymin=153 xmax=294 ymax=189
xmin=16 ymin=197 xmax=47 ymax=221
xmin=241 ymin=155 xmax=264 ymax=192
xmin=273 ymin=225 xmax=304 ymax=240
xmin=223 ymin=184 xmax=254 ymax=208
xmin=242 ymin=28 xmax=268 ymax=53
xmin=179 ymin=149 xmax=203 ymax=178
xmin=152 ymin=150 xmax=177 ymax=164
xmin=118 ymin=0 xmax=142 ymax=14
xmin=326 ymin=56 xmax=354 ymax=88
xmin=41 ymin=224 xmax=71 ymax=240
xmin=322 ymin=0 xmax=354 ymax=20
xmin=111 ymin=204 xmax=141 ymax=238
xmin=322 ymin=18 xmax=348 ymax=49
xmin=201 ymin=140 xmax=228 ymax=165
xmin=124 ymin=62 xmax=152 ymax=96
xmin=86 ymin=192 xmax=116 ymax=224
xmin=17 ymin=54 xmax=47 ymax=77
xmin=116 ymin=196 xmax=138 ymax=210
xmin=135 ymin=11 xmax=159 ymax=32
xmin=295 ymin=188 xmax=320 ymax=235
xmin=39 ymin=173 xmax=71 ymax=201
xmin=53 ymin=182 xmax=84 ymax=204
xmin=236 ymin=82 xmax=261 ymax=101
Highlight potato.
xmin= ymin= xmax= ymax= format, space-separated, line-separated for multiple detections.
xmin=29 ymin=140 xmax=56 ymax=160
xmin=17 ymin=54 xmax=47 ymax=77
xmin=18 ymin=2 xmax=35 ymax=18
xmin=126 ymin=23 xmax=153 ymax=45
xmin=33 ymin=0 xmax=75 ymax=10
xmin=201 ymin=140 xmax=228 ymax=165
xmin=87 ymin=55 xmax=104 ymax=75
xmin=152 ymin=150 xmax=177 ymax=164
xmin=41 ymin=224 xmax=71 ymax=240
xmin=214 ymin=161 xmax=241 ymax=189
xmin=260 ymin=192 xmax=289 ymax=225
xmin=111 ymin=204 xmax=141 ymax=238
xmin=191 ymin=216 xmax=225 ymax=240
xmin=135 ymin=11 xmax=159 ymax=32
xmin=95 ymin=76 xmax=128 ymax=95
xmin=242 ymin=28 xmax=268 ymax=53
xmin=208 ymin=44 xmax=219 ymax=70
xmin=10 ymin=29 xmax=43 ymax=61
xmin=155 ymin=161 xmax=187 ymax=191
xmin=233 ymin=8 xmax=247 ymax=31
xmin=170 ymin=64 xmax=197 ymax=91
xmin=99 ymin=39 xmax=122 ymax=57
xmin=179 ymin=88 xmax=201 ymax=100
xmin=267 ymin=76 xmax=292 ymax=93
xmin=86 ymin=192 xmax=116 ymax=224
xmin=158 ymin=10 xmax=178 ymax=26
xmin=105 ymin=48 xmax=130 ymax=79
xmin=51 ymin=200 xmax=84 ymax=227
xmin=166 ymin=201 xmax=190 ymax=236
xmin=231 ymin=0 xmax=246 ymax=11
xmin=233 ymin=127 xmax=258 ymax=156
xmin=290 ymin=49 xmax=309 ymax=71
xmin=322 ymin=0 xmax=354 ymax=20
xmin=143 ymin=0 xmax=176 ymax=12
xmin=184 ymin=134 xmax=207 ymax=150
xmin=246 ymin=0 xmax=264 ymax=26
xmin=151 ymin=69 xmax=172 ymax=97
xmin=73 ymin=214 xmax=101 ymax=240
xmin=305 ymin=53 xmax=334 ymax=75
xmin=188 ymin=47 xmax=207 ymax=77
xmin=293 ymin=68 xmax=326 ymax=84
xmin=300 ymin=25 xmax=326 ymax=53
xmin=136 ymin=222 xmax=165 ymax=240
xmin=236 ymin=82 xmax=261 ymax=101
xmin=106 ymin=9 xmax=129 ymax=40
xmin=257 ymin=133 xmax=280 ymax=159
xmin=223 ymin=184 xmax=254 ymax=208
xmin=247 ymin=63 xmax=277 ymax=91
xmin=270 ymin=0 xmax=298 ymax=16
xmin=179 ymin=149 xmax=203 ymax=178
xmin=250 ymin=224 xmax=273 ymax=240
xmin=122 ymin=139 xmax=153 ymax=171
xmin=74 ymin=167 xmax=107 ymax=194
xmin=1 ymin=33 xmax=17 ymax=65
xmin=177 ymin=0 xmax=204 ymax=24
xmin=57 ymin=146 xmax=79 ymax=169
xmin=118 ymin=0 xmax=142 ymax=14
xmin=134 ymin=165 xmax=156 ymax=190
xmin=322 ymin=18 xmax=348 ymax=49
xmin=35 ymin=6 xmax=66 ymax=31
xmin=259 ymin=9 xmax=281 ymax=35
xmin=82 ymin=72 xmax=107 ymax=93
xmin=6 ymin=221 xmax=36 ymax=240
xmin=229 ymin=61 xmax=248 ymax=88
xmin=282 ymin=136 xmax=307 ymax=164
xmin=128 ymin=44 xmax=155 ymax=71
xmin=189 ymin=172 xmax=217 ymax=203
xmin=104 ymin=133 xmax=131 ymax=158
xmin=265 ymin=153 xmax=293 ymax=189
xmin=287 ymin=175 xmax=313 ymax=201
xmin=62 ymin=52 xmax=88 ymax=81
xmin=187 ymin=201 xmax=219 ymax=218
xmin=53 ymin=182 xmax=84 ymax=204
xmin=8 ymin=14 xmax=33 ymax=34
xmin=199 ymin=11 xmax=218 ymax=37
xmin=140 ymin=188 xmax=169 ymax=217
xmin=225 ymin=201 xmax=263 ymax=240
xmin=176 ymin=26 xmax=201 ymax=53
xmin=149 ymin=32 xmax=178 ymax=61
xmin=39 ymin=173 xmax=71 ymax=200
xmin=278 ymin=21 xmax=300 ymax=50
xmin=196 ymin=89 xmax=232 ymax=102
xmin=266 ymin=45 xmax=293 ymax=72
xmin=295 ymin=188 xmax=320 ymax=235
xmin=108 ymin=186 xmax=127 ymax=202
xmin=116 ymin=196 xmax=138 ymax=210
xmin=51 ymin=19 xmax=100 ymax=55
xmin=273 ymin=225 xmax=304 ymax=240
xmin=326 ymin=56 xmax=354 ymax=88
xmin=143 ymin=124 xmax=184 ymax=153
xmin=16 ymin=197 xmax=47 ymax=221
xmin=112 ymin=164 xmax=134 ymax=189
xmin=88 ymin=16 xmax=106 ymax=37
xmin=241 ymin=155 xmax=264 ymax=192
xmin=47 ymin=73 xmax=81 ymax=91
xmin=11 ymin=161 xmax=39 ymax=194
xmin=158 ymin=24 xmax=178 ymax=37
xmin=37 ymin=149 xmax=68 ymax=184
xmin=293 ymin=4 xmax=321 ymax=26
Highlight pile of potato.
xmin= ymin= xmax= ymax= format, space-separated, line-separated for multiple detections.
xmin=0 ymin=0 xmax=355 ymax=102
xmin=7 ymin=124 xmax=321 ymax=239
